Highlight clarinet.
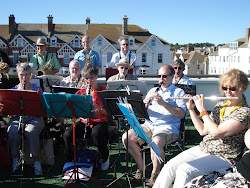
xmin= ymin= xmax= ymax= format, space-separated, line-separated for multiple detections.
xmin=145 ymin=82 xmax=163 ymax=108
xmin=22 ymin=81 xmax=26 ymax=90
xmin=86 ymin=84 xmax=91 ymax=95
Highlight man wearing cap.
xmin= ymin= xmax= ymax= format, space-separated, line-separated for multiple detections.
xmin=108 ymin=58 xmax=138 ymax=81
xmin=30 ymin=37 xmax=61 ymax=75
xmin=108 ymin=38 xmax=139 ymax=72
xmin=74 ymin=36 xmax=101 ymax=70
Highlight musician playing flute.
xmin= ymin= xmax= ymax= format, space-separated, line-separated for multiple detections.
xmin=74 ymin=36 xmax=101 ymax=70
xmin=122 ymin=65 xmax=186 ymax=187
xmin=8 ymin=63 xmax=44 ymax=175
xmin=153 ymin=69 xmax=250 ymax=188
xmin=30 ymin=37 xmax=61 ymax=75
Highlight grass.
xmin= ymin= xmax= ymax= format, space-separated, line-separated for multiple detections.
xmin=0 ymin=117 xmax=202 ymax=188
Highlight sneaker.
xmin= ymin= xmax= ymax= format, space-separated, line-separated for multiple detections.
xmin=34 ymin=161 xmax=43 ymax=176
xmin=100 ymin=156 xmax=109 ymax=171
xmin=146 ymin=173 xmax=158 ymax=187
xmin=12 ymin=157 xmax=19 ymax=171
xmin=133 ymin=169 xmax=143 ymax=180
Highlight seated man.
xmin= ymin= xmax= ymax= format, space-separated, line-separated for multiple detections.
xmin=107 ymin=58 xmax=138 ymax=81
xmin=172 ymin=59 xmax=194 ymax=86
xmin=122 ymin=65 xmax=186 ymax=187
xmin=60 ymin=60 xmax=85 ymax=88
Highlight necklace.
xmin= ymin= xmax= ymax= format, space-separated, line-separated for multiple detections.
xmin=220 ymin=99 xmax=244 ymax=119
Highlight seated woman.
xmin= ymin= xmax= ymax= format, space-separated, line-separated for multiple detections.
xmin=60 ymin=60 xmax=84 ymax=88
xmin=63 ymin=65 xmax=110 ymax=171
xmin=153 ymin=69 xmax=250 ymax=188
xmin=185 ymin=128 xmax=250 ymax=187
xmin=8 ymin=63 xmax=44 ymax=175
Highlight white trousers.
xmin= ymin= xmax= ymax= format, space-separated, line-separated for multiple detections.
xmin=153 ymin=145 xmax=233 ymax=188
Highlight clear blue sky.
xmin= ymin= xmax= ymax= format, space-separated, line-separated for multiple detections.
xmin=1 ymin=0 xmax=250 ymax=45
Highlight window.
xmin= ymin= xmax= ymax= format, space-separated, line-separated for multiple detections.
xmin=219 ymin=56 xmax=221 ymax=62
xmin=158 ymin=53 xmax=163 ymax=63
xmin=64 ymin=53 xmax=70 ymax=66
xmin=107 ymin=52 xmax=112 ymax=63
xmin=211 ymin=67 xmax=213 ymax=73
xmin=74 ymin=39 xmax=80 ymax=47
xmin=129 ymin=39 xmax=134 ymax=46
xmin=151 ymin=39 xmax=156 ymax=46
xmin=140 ymin=69 xmax=146 ymax=75
xmin=229 ymin=42 xmax=238 ymax=50
xmin=13 ymin=52 xmax=19 ymax=65
xmin=197 ymin=64 xmax=200 ymax=69
xmin=223 ymin=56 xmax=225 ymax=62
xmin=51 ymin=39 xmax=56 ymax=47
xmin=234 ymin=56 xmax=236 ymax=63
xmin=27 ymin=53 xmax=33 ymax=62
xmin=226 ymin=56 xmax=228 ymax=62
xmin=249 ymin=56 xmax=250 ymax=63
xmin=238 ymin=56 xmax=240 ymax=63
xmin=17 ymin=39 xmax=23 ymax=47
xmin=214 ymin=67 xmax=216 ymax=74
xmin=98 ymin=39 xmax=102 ymax=46
xmin=142 ymin=53 xmax=147 ymax=62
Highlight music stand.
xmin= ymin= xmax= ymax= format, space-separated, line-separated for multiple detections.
xmin=40 ymin=93 xmax=102 ymax=187
xmin=107 ymin=80 xmax=148 ymax=98
xmin=97 ymin=90 xmax=148 ymax=188
xmin=36 ymin=75 xmax=64 ymax=93
xmin=0 ymin=89 xmax=46 ymax=177
xmin=51 ymin=85 xmax=80 ymax=94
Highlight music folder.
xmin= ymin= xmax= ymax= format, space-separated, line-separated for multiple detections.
xmin=52 ymin=85 xmax=80 ymax=94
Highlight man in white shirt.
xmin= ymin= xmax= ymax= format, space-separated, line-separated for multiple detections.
xmin=108 ymin=39 xmax=139 ymax=72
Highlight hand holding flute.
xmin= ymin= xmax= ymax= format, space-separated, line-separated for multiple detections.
xmin=144 ymin=82 xmax=163 ymax=108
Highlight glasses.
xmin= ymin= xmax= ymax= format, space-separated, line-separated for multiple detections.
xmin=122 ymin=43 xmax=129 ymax=46
xmin=174 ymin=67 xmax=183 ymax=70
xmin=120 ymin=66 xmax=129 ymax=70
xmin=84 ymin=76 xmax=96 ymax=80
xmin=158 ymin=75 xmax=170 ymax=78
xmin=221 ymin=86 xmax=237 ymax=91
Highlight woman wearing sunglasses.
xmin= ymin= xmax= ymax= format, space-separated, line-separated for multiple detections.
xmin=153 ymin=69 xmax=250 ymax=188
xmin=107 ymin=58 xmax=137 ymax=81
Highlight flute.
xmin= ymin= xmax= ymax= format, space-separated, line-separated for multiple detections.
xmin=168 ymin=96 xmax=239 ymax=100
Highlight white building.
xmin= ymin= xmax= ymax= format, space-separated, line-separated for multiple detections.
xmin=209 ymin=28 xmax=250 ymax=75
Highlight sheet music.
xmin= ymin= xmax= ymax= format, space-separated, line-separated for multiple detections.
xmin=117 ymin=98 xmax=163 ymax=163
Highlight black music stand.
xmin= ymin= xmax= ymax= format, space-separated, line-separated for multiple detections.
xmin=97 ymin=90 xmax=148 ymax=188
xmin=40 ymin=93 xmax=103 ymax=187
xmin=51 ymin=85 xmax=80 ymax=94
xmin=0 ymin=89 xmax=46 ymax=177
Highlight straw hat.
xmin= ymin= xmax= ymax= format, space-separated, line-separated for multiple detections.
xmin=115 ymin=58 xmax=131 ymax=69
xmin=35 ymin=37 xmax=48 ymax=46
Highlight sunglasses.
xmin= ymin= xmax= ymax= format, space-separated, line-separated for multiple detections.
xmin=221 ymin=86 xmax=237 ymax=91
xmin=174 ymin=67 xmax=183 ymax=70
xmin=120 ymin=66 xmax=129 ymax=70
xmin=122 ymin=44 xmax=129 ymax=46
xmin=158 ymin=75 xmax=170 ymax=78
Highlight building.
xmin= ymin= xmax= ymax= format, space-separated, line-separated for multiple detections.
xmin=208 ymin=28 xmax=250 ymax=75
xmin=0 ymin=15 xmax=172 ymax=75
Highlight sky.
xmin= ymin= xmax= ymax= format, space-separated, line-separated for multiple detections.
xmin=1 ymin=0 xmax=250 ymax=45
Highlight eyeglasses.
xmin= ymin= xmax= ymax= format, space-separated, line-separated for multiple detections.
xmin=122 ymin=43 xmax=129 ymax=46
xmin=120 ymin=66 xmax=129 ymax=70
xmin=174 ymin=67 xmax=183 ymax=70
xmin=158 ymin=75 xmax=170 ymax=78
xmin=221 ymin=86 xmax=237 ymax=91
xmin=84 ymin=76 xmax=96 ymax=80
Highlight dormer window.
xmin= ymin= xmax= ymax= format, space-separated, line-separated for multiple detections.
xmin=129 ymin=39 xmax=134 ymax=46
xmin=17 ymin=38 xmax=23 ymax=47
xmin=74 ymin=39 xmax=80 ymax=47
xmin=230 ymin=42 xmax=238 ymax=50
xmin=98 ymin=39 xmax=102 ymax=46
xmin=151 ymin=39 xmax=156 ymax=46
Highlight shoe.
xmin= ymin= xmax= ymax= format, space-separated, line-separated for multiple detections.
xmin=100 ymin=156 xmax=109 ymax=171
xmin=12 ymin=157 xmax=19 ymax=171
xmin=133 ymin=169 xmax=143 ymax=180
xmin=34 ymin=161 xmax=43 ymax=176
xmin=146 ymin=173 xmax=158 ymax=187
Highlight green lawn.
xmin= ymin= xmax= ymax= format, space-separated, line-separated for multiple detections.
xmin=0 ymin=117 xmax=202 ymax=188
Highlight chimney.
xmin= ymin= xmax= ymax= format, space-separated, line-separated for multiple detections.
xmin=187 ymin=45 xmax=194 ymax=53
xmin=122 ymin=15 xmax=128 ymax=35
xmin=48 ymin=15 xmax=53 ymax=33
xmin=9 ymin=14 xmax=15 ymax=34
xmin=86 ymin=17 xmax=90 ymax=24
xmin=246 ymin=28 xmax=250 ymax=43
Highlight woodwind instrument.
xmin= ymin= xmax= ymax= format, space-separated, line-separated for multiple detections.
xmin=84 ymin=47 xmax=93 ymax=68
xmin=168 ymin=96 xmax=239 ymax=100
xmin=146 ymin=82 xmax=163 ymax=108
xmin=129 ymin=51 xmax=137 ymax=67
xmin=37 ymin=54 xmax=53 ymax=76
